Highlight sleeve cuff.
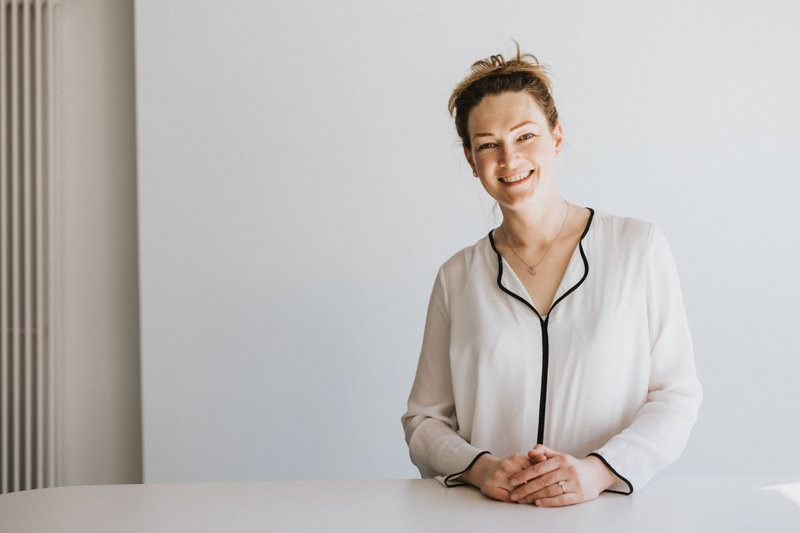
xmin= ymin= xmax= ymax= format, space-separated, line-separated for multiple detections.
xmin=435 ymin=451 xmax=492 ymax=487
xmin=586 ymin=452 xmax=634 ymax=495
xmin=409 ymin=418 xmax=486 ymax=479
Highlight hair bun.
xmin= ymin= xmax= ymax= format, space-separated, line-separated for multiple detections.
xmin=448 ymin=41 xmax=558 ymax=150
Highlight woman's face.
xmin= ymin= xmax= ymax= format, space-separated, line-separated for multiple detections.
xmin=464 ymin=91 xmax=563 ymax=211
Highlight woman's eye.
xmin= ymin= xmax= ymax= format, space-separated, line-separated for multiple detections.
xmin=477 ymin=143 xmax=495 ymax=151
xmin=520 ymin=133 xmax=536 ymax=141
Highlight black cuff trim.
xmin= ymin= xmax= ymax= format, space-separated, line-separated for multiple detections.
xmin=443 ymin=451 xmax=492 ymax=487
xmin=586 ymin=453 xmax=634 ymax=495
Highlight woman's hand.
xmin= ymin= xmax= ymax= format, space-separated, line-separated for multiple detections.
xmin=457 ymin=453 xmax=534 ymax=502
xmin=507 ymin=445 xmax=621 ymax=507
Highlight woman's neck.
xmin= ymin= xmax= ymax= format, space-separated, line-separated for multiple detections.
xmin=498 ymin=195 xmax=569 ymax=249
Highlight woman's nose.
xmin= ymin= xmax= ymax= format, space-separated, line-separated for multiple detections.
xmin=498 ymin=143 xmax=517 ymax=167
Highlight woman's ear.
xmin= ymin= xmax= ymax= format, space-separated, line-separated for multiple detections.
xmin=552 ymin=122 xmax=564 ymax=154
xmin=463 ymin=146 xmax=477 ymax=176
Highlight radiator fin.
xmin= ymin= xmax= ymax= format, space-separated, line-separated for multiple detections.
xmin=1 ymin=0 xmax=59 ymax=495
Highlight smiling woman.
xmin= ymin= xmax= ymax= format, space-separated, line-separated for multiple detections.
xmin=401 ymin=45 xmax=703 ymax=508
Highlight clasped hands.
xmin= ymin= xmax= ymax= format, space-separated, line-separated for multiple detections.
xmin=457 ymin=444 xmax=620 ymax=507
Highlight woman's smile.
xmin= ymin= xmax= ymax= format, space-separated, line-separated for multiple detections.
xmin=499 ymin=169 xmax=533 ymax=185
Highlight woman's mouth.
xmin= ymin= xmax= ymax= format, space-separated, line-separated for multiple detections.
xmin=498 ymin=170 xmax=533 ymax=185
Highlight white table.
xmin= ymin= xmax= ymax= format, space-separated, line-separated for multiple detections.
xmin=1 ymin=476 xmax=799 ymax=532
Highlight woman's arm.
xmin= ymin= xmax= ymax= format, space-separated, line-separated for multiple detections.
xmin=402 ymin=267 xmax=536 ymax=497
xmin=587 ymin=225 xmax=703 ymax=492
xmin=401 ymin=267 xmax=489 ymax=481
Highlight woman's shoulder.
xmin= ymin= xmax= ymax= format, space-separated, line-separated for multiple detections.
xmin=588 ymin=210 xmax=659 ymax=247
xmin=437 ymin=232 xmax=495 ymax=283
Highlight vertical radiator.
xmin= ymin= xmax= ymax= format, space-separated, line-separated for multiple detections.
xmin=1 ymin=0 xmax=59 ymax=494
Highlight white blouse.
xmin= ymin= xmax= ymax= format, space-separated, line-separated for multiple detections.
xmin=401 ymin=210 xmax=702 ymax=494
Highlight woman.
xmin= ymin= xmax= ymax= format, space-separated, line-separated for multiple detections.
xmin=401 ymin=47 xmax=702 ymax=508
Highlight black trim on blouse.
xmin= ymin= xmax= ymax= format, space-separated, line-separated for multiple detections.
xmin=488 ymin=208 xmax=595 ymax=446
xmin=586 ymin=452 xmax=634 ymax=494
xmin=443 ymin=450 xmax=493 ymax=487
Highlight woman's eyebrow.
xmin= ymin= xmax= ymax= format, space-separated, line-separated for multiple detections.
xmin=472 ymin=121 xmax=538 ymax=140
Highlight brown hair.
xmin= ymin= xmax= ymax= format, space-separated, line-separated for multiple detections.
xmin=448 ymin=43 xmax=558 ymax=151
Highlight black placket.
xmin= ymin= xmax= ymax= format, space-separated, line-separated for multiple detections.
xmin=488 ymin=208 xmax=594 ymax=446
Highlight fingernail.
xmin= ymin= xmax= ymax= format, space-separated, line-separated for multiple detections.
xmin=511 ymin=479 xmax=518 ymax=486
xmin=510 ymin=493 xmax=519 ymax=501
xmin=535 ymin=500 xmax=542 ymax=506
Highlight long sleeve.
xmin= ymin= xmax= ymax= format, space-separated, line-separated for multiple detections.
xmin=401 ymin=267 xmax=487 ymax=481
xmin=590 ymin=225 xmax=703 ymax=493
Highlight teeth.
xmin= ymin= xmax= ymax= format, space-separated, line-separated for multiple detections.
xmin=500 ymin=171 xmax=530 ymax=183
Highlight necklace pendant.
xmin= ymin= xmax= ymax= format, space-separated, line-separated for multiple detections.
xmin=528 ymin=266 xmax=537 ymax=276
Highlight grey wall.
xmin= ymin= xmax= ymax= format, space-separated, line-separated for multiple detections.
xmin=58 ymin=0 xmax=141 ymax=485
xmin=135 ymin=0 xmax=800 ymax=483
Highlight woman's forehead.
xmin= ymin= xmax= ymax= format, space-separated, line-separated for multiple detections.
xmin=468 ymin=92 xmax=546 ymax=133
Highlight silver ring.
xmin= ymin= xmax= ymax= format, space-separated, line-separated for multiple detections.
xmin=558 ymin=481 xmax=566 ymax=494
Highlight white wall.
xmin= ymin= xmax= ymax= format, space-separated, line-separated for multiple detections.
xmin=135 ymin=0 xmax=800 ymax=483
xmin=58 ymin=0 xmax=141 ymax=486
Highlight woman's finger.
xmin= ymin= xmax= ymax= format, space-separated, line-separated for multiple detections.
xmin=518 ymin=482 xmax=566 ymax=504
xmin=484 ymin=454 xmax=536 ymax=497
xmin=509 ymin=455 xmax=562 ymax=488
xmin=510 ymin=468 xmax=565 ymax=501
xmin=534 ymin=492 xmax=580 ymax=508
xmin=484 ymin=486 xmax=513 ymax=502
xmin=528 ymin=453 xmax=547 ymax=464
xmin=528 ymin=444 xmax=559 ymax=460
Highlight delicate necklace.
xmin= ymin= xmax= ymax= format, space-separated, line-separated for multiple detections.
xmin=501 ymin=201 xmax=570 ymax=276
